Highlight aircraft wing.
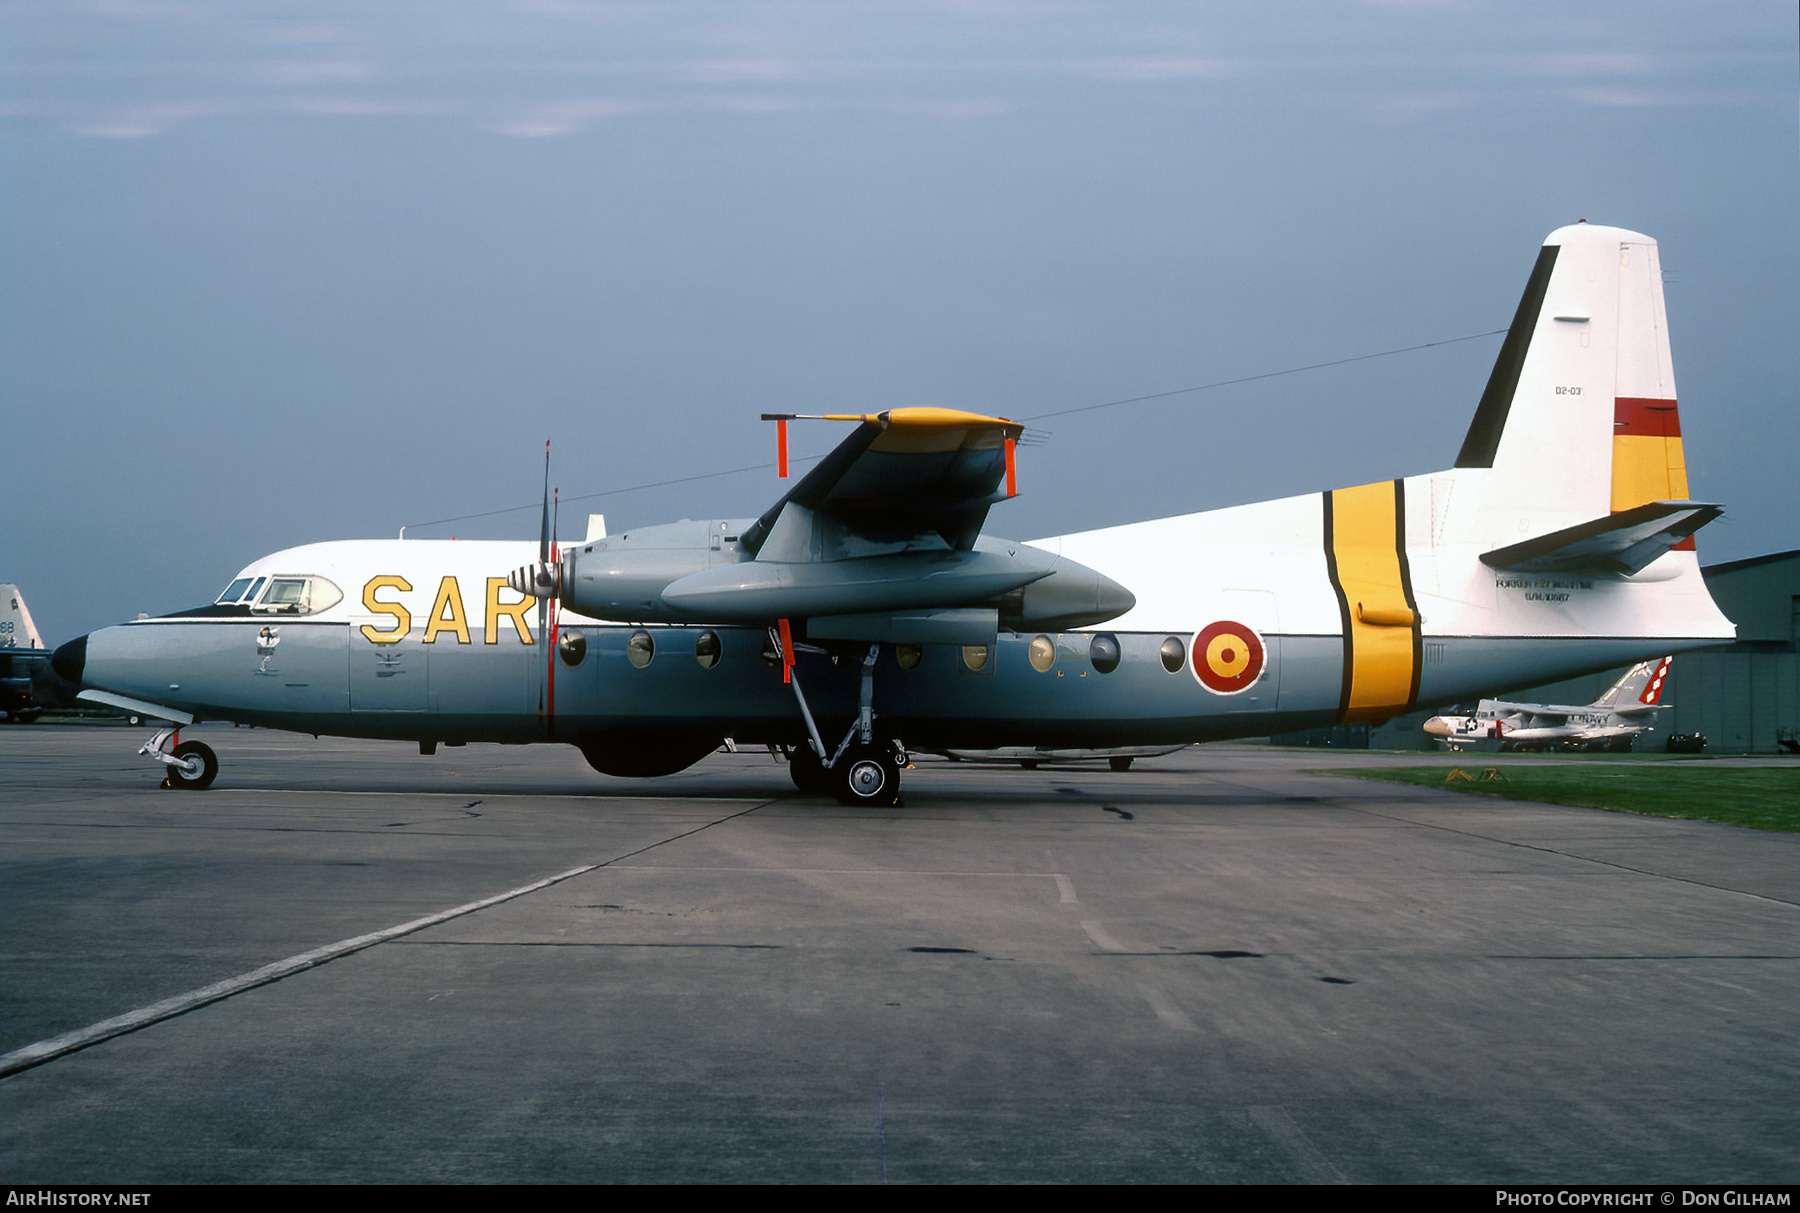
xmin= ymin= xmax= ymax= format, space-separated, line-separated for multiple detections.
xmin=562 ymin=407 xmax=1134 ymax=639
xmin=1484 ymin=701 xmax=1575 ymax=722
xmin=1573 ymin=724 xmax=1650 ymax=740
xmin=742 ymin=408 xmax=1024 ymax=558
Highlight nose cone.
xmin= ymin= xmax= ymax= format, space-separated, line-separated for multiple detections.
xmin=1093 ymin=571 xmax=1136 ymax=623
xmin=1422 ymin=716 xmax=1452 ymax=737
xmin=52 ymin=634 xmax=87 ymax=685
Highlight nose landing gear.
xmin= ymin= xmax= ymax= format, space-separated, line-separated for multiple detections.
xmin=142 ymin=728 xmax=218 ymax=790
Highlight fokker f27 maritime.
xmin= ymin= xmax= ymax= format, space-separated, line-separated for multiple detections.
xmin=1423 ymin=656 xmax=1673 ymax=752
xmin=53 ymin=223 xmax=1734 ymax=803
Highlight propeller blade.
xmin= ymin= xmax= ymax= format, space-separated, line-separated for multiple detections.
xmin=539 ymin=439 xmax=552 ymax=567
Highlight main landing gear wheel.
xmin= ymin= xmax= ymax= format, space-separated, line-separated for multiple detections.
xmin=787 ymin=745 xmax=830 ymax=795
xmin=163 ymin=740 xmax=218 ymax=790
xmin=835 ymin=744 xmax=900 ymax=807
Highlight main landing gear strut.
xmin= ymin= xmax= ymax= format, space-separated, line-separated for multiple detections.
xmin=772 ymin=629 xmax=906 ymax=807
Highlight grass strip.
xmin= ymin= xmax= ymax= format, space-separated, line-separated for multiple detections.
xmin=1319 ymin=766 xmax=1800 ymax=833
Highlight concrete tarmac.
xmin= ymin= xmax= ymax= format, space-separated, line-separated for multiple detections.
xmin=2 ymin=725 xmax=1796 ymax=1183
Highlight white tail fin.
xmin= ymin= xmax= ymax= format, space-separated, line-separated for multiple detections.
xmin=1593 ymin=656 xmax=1672 ymax=708
xmin=1444 ymin=223 xmax=1704 ymax=555
xmin=1 ymin=585 xmax=46 ymax=651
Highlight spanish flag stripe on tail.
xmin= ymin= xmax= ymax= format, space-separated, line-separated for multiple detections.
xmin=1611 ymin=396 xmax=1691 ymax=546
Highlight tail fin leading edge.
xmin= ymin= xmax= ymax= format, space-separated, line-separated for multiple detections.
xmin=1594 ymin=656 xmax=1672 ymax=709
xmin=1 ymin=585 xmax=45 ymax=651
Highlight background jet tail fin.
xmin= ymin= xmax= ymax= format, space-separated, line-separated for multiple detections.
xmin=1593 ymin=656 xmax=1673 ymax=709
xmin=1446 ymin=223 xmax=1697 ymax=551
xmin=1 ymin=585 xmax=46 ymax=650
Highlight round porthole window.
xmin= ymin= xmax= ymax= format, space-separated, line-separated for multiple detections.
xmin=1028 ymin=634 xmax=1056 ymax=672
xmin=961 ymin=645 xmax=990 ymax=672
xmin=627 ymin=629 xmax=654 ymax=668
xmin=1159 ymin=635 xmax=1186 ymax=674
xmin=558 ymin=628 xmax=586 ymax=666
xmin=1089 ymin=633 xmax=1121 ymax=674
xmin=695 ymin=630 xmax=721 ymax=669
xmin=896 ymin=644 xmax=923 ymax=671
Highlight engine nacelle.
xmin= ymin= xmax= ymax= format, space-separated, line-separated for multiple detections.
xmin=554 ymin=518 xmax=1135 ymax=634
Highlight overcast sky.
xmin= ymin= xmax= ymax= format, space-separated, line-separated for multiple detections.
xmin=4 ymin=1 xmax=1797 ymax=642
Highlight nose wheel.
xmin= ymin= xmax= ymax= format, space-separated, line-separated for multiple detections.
xmin=162 ymin=740 xmax=218 ymax=790
xmin=140 ymin=727 xmax=219 ymax=790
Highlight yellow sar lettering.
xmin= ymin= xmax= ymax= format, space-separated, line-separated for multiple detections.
xmin=423 ymin=576 xmax=470 ymax=645
xmin=360 ymin=575 xmax=538 ymax=645
xmin=486 ymin=577 xmax=535 ymax=645
xmin=359 ymin=576 xmax=412 ymax=644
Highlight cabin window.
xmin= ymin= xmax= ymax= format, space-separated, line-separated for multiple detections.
xmin=961 ymin=645 xmax=990 ymax=672
xmin=1159 ymin=635 xmax=1186 ymax=674
xmin=262 ymin=579 xmax=307 ymax=610
xmin=250 ymin=576 xmax=342 ymax=616
xmin=695 ymin=630 xmax=721 ymax=669
xmin=1028 ymin=634 xmax=1056 ymax=672
xmin=1089 ymin=633 xmax=1121 ymax=674
xmin=896 ymin=644 xmax=923 ymax=671
xmin=558 ymin=628 xmax=586 ymax=666
xmin=627 ymin=630 xmax=655 ymax=668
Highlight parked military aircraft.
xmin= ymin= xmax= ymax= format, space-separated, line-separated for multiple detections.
xmin=1423 ymin=656 xmax=1672 ymax=752
xmin=52 ymin=222 xmax=1734 ymax=803
xmin=1 ymin=585 xmax=53 ymax=723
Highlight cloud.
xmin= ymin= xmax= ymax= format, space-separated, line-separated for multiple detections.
xmin=258 ymin=59 xmax=376 ymax=87
xmin=72 ymin=98 xmax=230 ymax=137
xmin=675 ymin=58 xmax=800 ymax=85
xmin=1526 ymin=52 xmax=1659 ymax=78
xmin=1361 ymin=89 xmax=1486 ymax=125
xmin=1562 ymin=86 xmax=1666 ymax=108
xmin=485 ymin=96 xmax=646 ymax=136
xmin=287 ymin=95 xmax=449 ymax=118
xmin=1080 ymin=56 xmax=1230 ymax=83
xmin=888 ymin=97 xmax=1015 ymax=118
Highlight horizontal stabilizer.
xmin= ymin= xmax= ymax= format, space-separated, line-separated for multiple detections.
xmin=1479 ymin=500 xmax=1722 ymax=576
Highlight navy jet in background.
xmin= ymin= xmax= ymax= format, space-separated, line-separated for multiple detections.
xmin=1424 ymin=656 xmax=1673 ymax=752
xmin=53 ymin=223 xmax=1734 ymax=802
